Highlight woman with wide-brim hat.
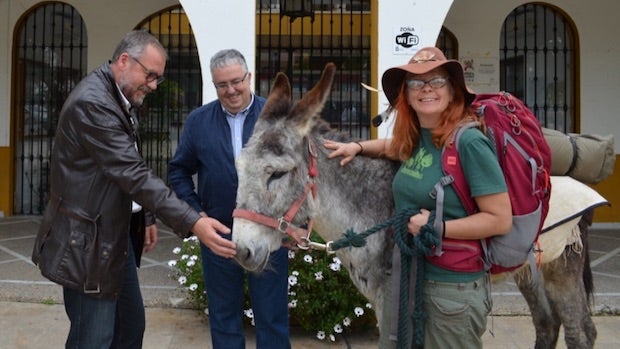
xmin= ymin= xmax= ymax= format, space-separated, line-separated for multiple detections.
xmin=325 ymin=46 xmax=512 ymax=348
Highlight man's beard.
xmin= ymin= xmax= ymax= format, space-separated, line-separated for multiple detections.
xmin=119 ymin=77 xmax=150 ymax=107
xmin=130 ymin=92 xmax=146 ymax=107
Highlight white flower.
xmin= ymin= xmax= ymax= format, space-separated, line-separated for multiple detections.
xmin=329 ymin=334 xmax=336 ymax=341
xmin=190 ymin=255 xmax=199 ymax=261
xmin=332 ymin=256 xmax=341 ymax=265
xmin=187 ymin=260 xmax=196 ymax=267
xmin=288 ymin=275 xmax=298 ymax=286
xmin=354 ymin=307 xmax=364 ymax=316
xmin=244 ymin=309 xmax=254 ymax=319
xmin=189 ymin=283 xmax=198 ymax=291
xmin=303 ymin=254 xmax=313 ymax=264
xmin=329 ymin=262 xmax=341 ymax=272
xmin=334 ymin=324 xmax=343 ymax=333
xmin=288 ymin=300 xmax=297 ymax=308
xmin=167 ymin=260 xmax=177 ymax=267
xmin=183 ymin=236 xmax=198 ymax=243
xmin=314 ymin=271 xmax=323 ymax=281
xmin=343 ymin=317 xmax=351 ymax=326
xmin=316 ymin=331 xmax=326 ymax=340
xmin=172 ymin=247 xmax=182 ymax=254
xmin=181 ymin=254 xmax=189 ymax=260
xmin=292 ymin=270 xmax=299 ymax=276
xmin=366 ymin=302 xmax=372 ymax=309
xmin=178 ymin=276 xmax=187 ymax=285
xmin=288 ymin=250 xmax=296 ymax=259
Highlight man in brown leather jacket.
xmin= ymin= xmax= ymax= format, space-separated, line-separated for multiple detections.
xmin=31 ymin=30 xmax=237 ymax=349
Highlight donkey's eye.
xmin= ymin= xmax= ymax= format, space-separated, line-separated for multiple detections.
xmin=271 ymin=171 xmax=286 ymax=180
xmin=267 ymin=171 xmax=287 ymax=189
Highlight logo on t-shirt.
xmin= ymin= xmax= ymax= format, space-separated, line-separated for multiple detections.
xmin=400 ymin=146 xmax=433 ymax=179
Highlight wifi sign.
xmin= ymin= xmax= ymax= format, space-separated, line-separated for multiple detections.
xmin=395 ymin=32 xmax=419 ymax=48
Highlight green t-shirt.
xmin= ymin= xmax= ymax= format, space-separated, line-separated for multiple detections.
xmin=392 ymin=128 xmax=507 ymax=282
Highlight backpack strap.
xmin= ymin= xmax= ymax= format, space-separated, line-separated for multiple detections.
xmin=430 ymin=121 xmax=480 ymax=257
xmin=504 ymin=133 xmax=539 ymax=194
xmin=431 ymin=121 xmax=481 ymax=212
xmin=430 ymin=175 xmax=452 ymax=256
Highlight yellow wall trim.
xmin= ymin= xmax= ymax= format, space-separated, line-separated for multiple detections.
xmin=0 ymin=146 xmax=12 ymax=216
xmin=589 ymin=155 xmax=620 ymax=222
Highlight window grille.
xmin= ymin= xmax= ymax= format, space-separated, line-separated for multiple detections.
xmin=500 ymin=4 xmax=576 ymax=132
xmin=13 ymin=3 xmax=87 ymax=214
xmin=256 ymin=0 xmax=372 ymax=139
xmin=137 ymin=6 xmax=202 ymax=183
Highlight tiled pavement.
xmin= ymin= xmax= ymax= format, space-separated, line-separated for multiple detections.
xmin=1 ymin=215 xmax=619 ymax=348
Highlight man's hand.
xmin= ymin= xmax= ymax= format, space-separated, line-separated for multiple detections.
xmin=191 ymin=216 xmax=236 ymax=258
xmin=143 ymin=224 xmax=158 ymax=253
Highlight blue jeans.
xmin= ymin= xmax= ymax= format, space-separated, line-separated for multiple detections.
xmin=63 ymin=239 xmax=145 ymax=348
xmin=201 ymin=242 xmax=291 ymax=349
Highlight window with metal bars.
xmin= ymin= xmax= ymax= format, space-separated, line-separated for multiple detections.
xmin=500 ymin=3 xmax=576 ymax=133
xmin=12 ymin=3 xmax=87 ymax=215
xmin=256 ymin=0 xmax=372 ymax=139
xmin=136 ymin=6 xmax=202 ymax=183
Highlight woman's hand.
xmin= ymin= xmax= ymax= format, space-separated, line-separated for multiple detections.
xmin=407 ymin=209 xmax=431 ymax=236
xmin=324 ymin=139 xmax=362 ymax=166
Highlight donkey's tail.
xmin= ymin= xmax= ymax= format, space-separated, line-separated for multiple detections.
xmin=579 ymin=208 xmax=595 ymax=302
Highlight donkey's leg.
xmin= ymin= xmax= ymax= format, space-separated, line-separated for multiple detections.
xmin=542 ymin=250 xmax=596 ymax=348
xmin=542 ymin=214 xmax=597 ymax=349
xmin=515 ymin=268 xmax=560 ymax=348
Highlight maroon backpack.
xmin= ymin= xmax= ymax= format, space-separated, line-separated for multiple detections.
xmin=429 ymin=92 xmax=552 ymax=274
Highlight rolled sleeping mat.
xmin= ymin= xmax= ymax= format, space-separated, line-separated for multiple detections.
xmin=543 ymin=128 xmax=616 ymax=184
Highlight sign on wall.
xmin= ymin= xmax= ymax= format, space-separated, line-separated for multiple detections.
xmin=393 ymin=26 xmax=422 ymax=55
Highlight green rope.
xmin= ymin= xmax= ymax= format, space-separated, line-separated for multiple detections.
xmin=393 ymin=210 xmax=439 ymax=348
xmin=330 ymin=213 xmax=399 ymax=250
xmin=329 ymin=209 xmax=440 ymax=348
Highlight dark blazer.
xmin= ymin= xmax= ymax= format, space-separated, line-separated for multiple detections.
xmin=168 ymin=97 xmax=265 ymax=229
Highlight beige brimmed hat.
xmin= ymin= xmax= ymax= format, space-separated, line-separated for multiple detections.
xmin=381 ymin=46 xmax=476 ymax=107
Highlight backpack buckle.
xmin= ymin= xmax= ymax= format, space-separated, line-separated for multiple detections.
xmin=439 ymin=174 xmax=455 ymax=186
xmin=429 ymin=175 xmax=455 ymax=200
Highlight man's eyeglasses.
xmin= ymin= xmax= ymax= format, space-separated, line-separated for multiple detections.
xmin=213 ymin=72 xmax=248 ymax=91
xmin=405 ymin=76 xmax=449 ymax=91
xmin=129 ymin=56 xmax=165 ymax=85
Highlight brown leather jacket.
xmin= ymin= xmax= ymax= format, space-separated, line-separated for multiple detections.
xmin=32 ymin=63 xmax=200 ymax=299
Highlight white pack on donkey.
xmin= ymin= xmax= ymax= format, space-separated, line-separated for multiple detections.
xmin=232 ymin=63 xmax=609 ymax=348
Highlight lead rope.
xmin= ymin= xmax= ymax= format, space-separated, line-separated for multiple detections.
xmin=330 ymin=209 xmax=440 ymax=348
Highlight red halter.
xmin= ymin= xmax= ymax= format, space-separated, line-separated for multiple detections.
xmin=232 ymin=137 xmax=318 ymax=249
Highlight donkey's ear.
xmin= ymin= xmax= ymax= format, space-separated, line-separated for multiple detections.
xmin=260 ymin=72 xmax=292 ymax=121
xmin=289 ymin=63 xmax=336 ymax=135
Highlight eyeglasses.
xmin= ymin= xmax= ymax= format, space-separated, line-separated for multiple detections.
xmin=213 ymin=72 xmax=248 ymax=91
xmin=129 ymin=56 xmax=165 ymax=85
xmin=405 ymin=77 xmax=449 ymax=91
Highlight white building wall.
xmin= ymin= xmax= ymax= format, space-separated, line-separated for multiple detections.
xmin=180 ymin=0 xmax=256 ymax=104
xmin=0 ymin=0 xmax=619 ymax=149
xmin=375 ymin=0 xmax=453 ymax=137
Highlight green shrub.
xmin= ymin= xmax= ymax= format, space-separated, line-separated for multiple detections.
xmin=168 ymin=235 xmax=377 ymax=342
